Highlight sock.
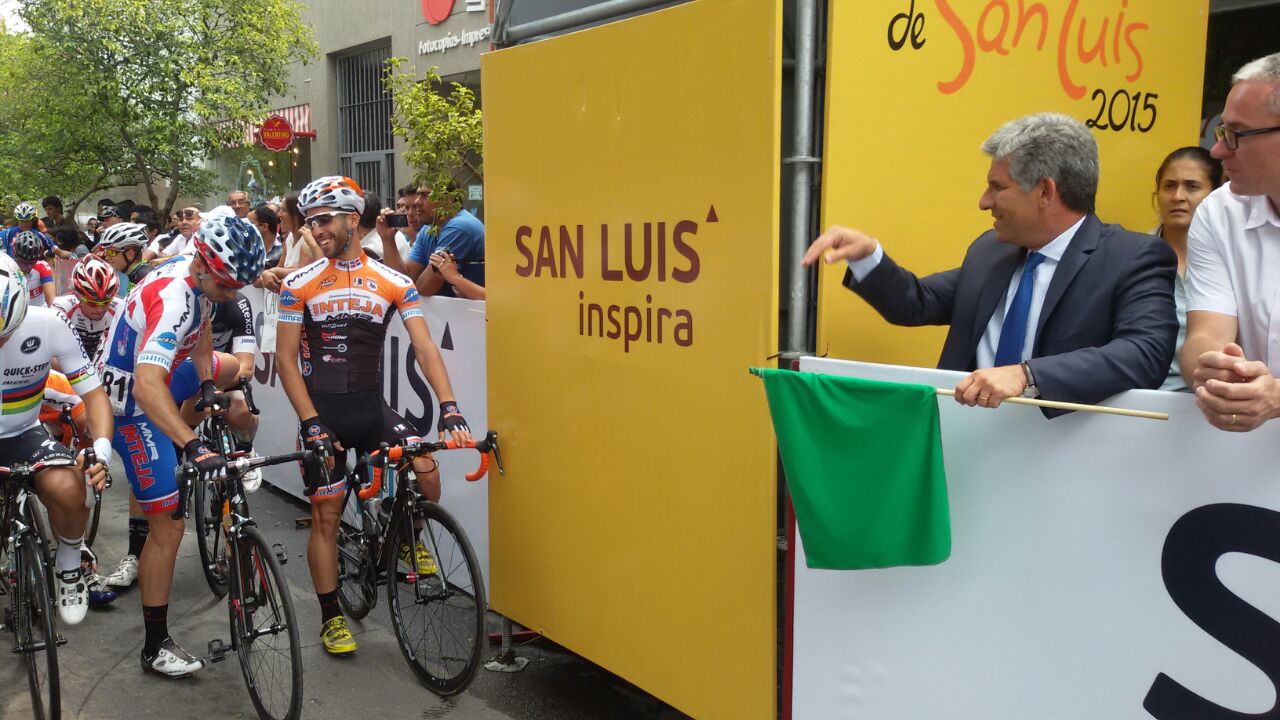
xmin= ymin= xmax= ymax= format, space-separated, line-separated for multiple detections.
xmin=55 ymin=533 xmax=84 ymax=573
xmin=317 ymin=589 xmax=342 ymax=624
xmin=143 ymin=604 xmax=169 ymax=654
xmin=127 ymin=517 xmax=149 ymax=558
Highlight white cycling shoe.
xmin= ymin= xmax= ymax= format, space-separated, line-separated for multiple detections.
xmin=141 ymin=637 xmax=205 ymax=678
xmin=105 ymin=554 xmax=138 ymax=587
xmin=240 ymin=450 xmax=263 ymax=493
xmin=56 ymin=568 xmax=89 ymax=625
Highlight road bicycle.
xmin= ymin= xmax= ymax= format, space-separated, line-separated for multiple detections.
xmin=0 ymin=462 xmax=62 ymax=720
xmin=333 ymin=430 xmax=501 ymax=696
xmin=173 ymin=446 xmax=319 ymax=720
xmin=192 ymin=377 xmax=259 ymax=598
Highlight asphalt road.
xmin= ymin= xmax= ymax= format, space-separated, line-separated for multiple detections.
xmin=1 ymin=465 xmax=690 ymax=720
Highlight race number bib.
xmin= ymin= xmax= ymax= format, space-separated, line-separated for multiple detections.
xmin=99 ymin=366 xmax=134 ymax=415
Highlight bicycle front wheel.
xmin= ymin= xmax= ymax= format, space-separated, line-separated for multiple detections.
xmin=15 ymin=533 xmax=61 ymax=720
xmin=230 ymin=525 xmax=303 ymax=720
xmin=194 ymin=474 xmax=229 ymax=598
xmin=385 ymin=500 xmax=486 ymax=696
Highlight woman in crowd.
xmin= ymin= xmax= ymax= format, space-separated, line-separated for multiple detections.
xmin=259 ymin=192 xmax=320 ymax=288
xmin=1152 ymin=146 xmax=1223 ymax=391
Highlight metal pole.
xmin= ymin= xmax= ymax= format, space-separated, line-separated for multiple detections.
xmin=784 ymin=0 xmax=821 ymax=357
xmin=502 ymin=0 xmax=684 ymax=44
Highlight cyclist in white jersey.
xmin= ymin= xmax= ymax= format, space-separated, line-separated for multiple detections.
xmin=51 ymin=255 xmax=124 ymax=359
xmin=0 ymin=253 xmax=112 ymax=625
xmin=96 ymin=215 xmax=265 ymax=678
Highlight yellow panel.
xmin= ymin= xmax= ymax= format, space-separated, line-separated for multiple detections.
xmin=483 ymin=1 xmax=780 ymax=718
xmin=817 ymin=0 xmax=1210 ymax=366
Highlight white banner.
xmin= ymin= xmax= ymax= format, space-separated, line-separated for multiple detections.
xmin=791 ymin=357 xmax=1280 ymax=720
xmin=243 ymin=288 xmax=490 ymax=585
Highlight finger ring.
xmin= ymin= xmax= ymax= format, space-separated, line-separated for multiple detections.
xmin=978 ymin=393 xmax=990 ymax=400
xmin=1232 ymin=413 xmax=1238 ymax=425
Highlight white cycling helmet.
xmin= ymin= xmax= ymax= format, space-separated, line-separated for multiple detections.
xmin=98 ymin=222 xmax=148 ymax=250
xmin=297 ymin=175 xmax=365 ymax=214
xmin=0 ymin=253 xmax=29 ymax=339
xmin=12 ymin=202 xmax=36 ymax=222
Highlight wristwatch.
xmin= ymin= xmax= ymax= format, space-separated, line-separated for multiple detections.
xmin=1020 ymin=361 xmax=1040 ymax=398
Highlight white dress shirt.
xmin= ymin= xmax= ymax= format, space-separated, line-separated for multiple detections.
xmin=1185 ymin=185 xmax=1280 ymax=375
xmin=849 ymin=216 xmax=1085 ymax=368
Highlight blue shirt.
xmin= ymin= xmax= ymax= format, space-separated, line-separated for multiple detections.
xmin=408 ymin=209 xmax=485 ymax=298
xmin=0 ymin=226 xmax=55 ymax=257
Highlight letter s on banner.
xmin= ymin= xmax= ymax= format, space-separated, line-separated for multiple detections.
xmin=1145 ymin=504 xmax=1280 ymax=720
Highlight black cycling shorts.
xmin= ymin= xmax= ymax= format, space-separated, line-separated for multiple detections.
xmin=302 ymin=391 xmax=423 ymax=501
xmin=0 ymin=426 xmax=76 ymax=474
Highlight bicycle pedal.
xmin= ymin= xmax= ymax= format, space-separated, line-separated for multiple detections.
xmin=55 ymin=632 xmax=67 ymax=647
xmin=272 ymin=543 xmax=287 ymax=565
xmin=207 ymin=638 xmax=230 ymax=662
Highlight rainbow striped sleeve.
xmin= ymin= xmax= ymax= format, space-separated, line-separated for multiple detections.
xmin=3 ymin=376 xmax=46 ymax=416
xmin=64 ymin=365 xmax=93 ymax=387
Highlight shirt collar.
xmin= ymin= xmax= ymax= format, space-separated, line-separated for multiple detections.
xmin=1244 ymin=194 xmax=1280 ymax=230
xmin=1034 ymin=216 xmax=1085 ymax=263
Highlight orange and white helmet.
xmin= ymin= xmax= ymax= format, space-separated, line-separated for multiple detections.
xmin=72 ymin=255 xmax=119 ymax=302
xmin=297 ymin=176 xmax=364 ymax=214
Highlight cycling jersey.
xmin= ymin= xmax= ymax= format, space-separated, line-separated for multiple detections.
xmin=211 ymin=292 xmax=256 ymax=356
xmin=23 ymin=261 xmax=53 ymax=308
xmin=279 ymin=253 xmax=421 ymax=394
xmin=51 ymin=293 xmax=124 ymax=360
xmin=0 ymin=307 xmax=100 ymax=440
xmin=0 ymin=226 xmax=54 ymax=257
xmin=98 ymin=255 xmax=212 ymax=417
xmin=39 ymin=371 xmax=87 ymax=423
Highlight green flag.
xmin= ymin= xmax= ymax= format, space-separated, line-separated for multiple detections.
xmin=754 ymin=369 xmax=950 ymax=570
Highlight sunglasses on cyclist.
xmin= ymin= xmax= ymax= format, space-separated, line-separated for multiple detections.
xmin=76 ymin=295 xmax=114 ymax=307
xmin=304 ymin=210 xmax=353 ymax=230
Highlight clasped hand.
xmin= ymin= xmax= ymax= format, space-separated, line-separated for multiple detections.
xmin=1193 ymin=342 xmax=1280 ymax=432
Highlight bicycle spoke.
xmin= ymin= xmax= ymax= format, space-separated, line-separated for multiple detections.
xmin=232 ymin=527 xmax=302 ymax=720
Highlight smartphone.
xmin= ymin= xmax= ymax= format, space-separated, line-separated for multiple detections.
xmin=386 ymin=213 xmax=409 ymax=227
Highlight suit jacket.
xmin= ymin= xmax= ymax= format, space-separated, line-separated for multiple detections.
xmin=845 ymin=214 xmax=1178 ymax=416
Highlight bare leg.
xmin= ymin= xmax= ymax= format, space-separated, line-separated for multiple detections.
xmin=139 ymin=514 xmax=185 ymax=606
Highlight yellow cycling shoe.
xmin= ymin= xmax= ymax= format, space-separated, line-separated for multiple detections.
xmin=399 ymin=541 xmax=437 ymax=576
xmin=320 ymin=616 xmax=357 ymax=655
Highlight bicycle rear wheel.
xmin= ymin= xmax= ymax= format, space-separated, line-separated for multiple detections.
xmin=385 ymin=500 xmax=486 ymax=696
xmin=336 ymin=517 xmax=375 ymax=620
xmin=230 ymin=525 xmax=303 ymax=720
xmin=14 ymin=533 xmax=61 ymax=720
xmin=194 ymin=474 xmax=229 ymax=598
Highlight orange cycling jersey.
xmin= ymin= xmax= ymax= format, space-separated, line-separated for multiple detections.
xmin=40 ymin=371 xmax=86 ymax=447
xmin=278 ymin=253 xmax=423 ymax=395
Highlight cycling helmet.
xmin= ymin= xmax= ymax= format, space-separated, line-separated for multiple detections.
xmin=297 ymin=175 xmax=365 ymax=214
xmin=12 ymin=231 xmax=46 ymax=263
xmin=72 ymin=255 xmax=119 ymax=301
xmin=98 ymin=222 xmax=148 ymax=250
xmin=193 ymin=215 xmax=265 ymax=287
xmin=12 ymin=202 xmax=36 ymax=222
xmin=0 ymin=253 xmax=29 ymax=339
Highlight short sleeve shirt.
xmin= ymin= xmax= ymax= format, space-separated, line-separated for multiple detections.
xmin=0 ymin=307 xmax=101 ymax=438
xmin=406 ymin=210 xmax=485 ymax=297
xmin=24 ymin=261 xmax=53 ymax=307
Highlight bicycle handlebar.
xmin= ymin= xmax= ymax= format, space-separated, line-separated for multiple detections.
xmin=356 ymin=430 xmax=501 ymax=501
xmin=170 ymin=447 xmax=319 ymax=520
xmin=237 ymin=376 xmax=261 ymax=416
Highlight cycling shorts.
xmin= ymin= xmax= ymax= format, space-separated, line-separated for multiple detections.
xmin=305 ymin=391 xmax=423 ymax=503
xmin=0 ymin=426 xmax=76 ymax=474
xmin=113 ymin=415 xmax=180 ymax=516
xmin=167 ymin=354 xmax=224 ymax=406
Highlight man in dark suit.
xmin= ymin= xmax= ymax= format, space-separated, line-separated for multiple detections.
xmin=803 ymin=112 xmax=1177 ymax=415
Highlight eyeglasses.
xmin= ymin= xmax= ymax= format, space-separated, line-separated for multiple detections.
xmin=178 ymin=209 xmax=200 ymax=219
xmin=76 ymin=295 xmax=113 ymax=307
xmin=1213 ymin=123 xmax=1280 ymax=151
xmin=304 ymin=210 xmax=350 ymax=229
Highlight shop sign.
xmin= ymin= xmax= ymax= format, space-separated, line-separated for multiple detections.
xmin=259 ymin=115 xmax=294 ymax=152
xmin=421 ymin=0 xmax=486 ymax=26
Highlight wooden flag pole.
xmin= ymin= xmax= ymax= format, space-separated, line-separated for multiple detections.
xmin=934 ymin=389 xmax=1168 ymax=421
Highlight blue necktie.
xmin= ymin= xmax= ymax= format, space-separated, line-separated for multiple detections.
xmin=993 ymin=251 xmax=1045 ymax=366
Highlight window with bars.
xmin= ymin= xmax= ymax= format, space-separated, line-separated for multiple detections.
xmin=336 ymin=45 xmax=395 ymax=198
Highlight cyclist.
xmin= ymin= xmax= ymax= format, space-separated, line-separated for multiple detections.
xmin=205 ymin=291 xmax=263 ymax=490
xmin=13 ymin=230 xmax=56 ymax=307
xmin=2 ymin=201 xmax=72 ymax=260
xmin=98 ymin=214 xmax=265 ymax=677
xmin=52 ymin=255 xmax=124 ymax=359
xmin=94 ymin=221 xmax=152 ymax=294
xmin=0 ymin=253 xmax=113 ymax=625
xmin=277 ymin=176 xmax=471 ymax=656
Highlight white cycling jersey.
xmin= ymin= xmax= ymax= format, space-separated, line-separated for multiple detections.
xmin=97 ymin=255 xmax=211 ymax=416
xmin=0 ymin=307 xmax=101 ymax=439
xmin=51 ymin=293 xmax=124 ymax=361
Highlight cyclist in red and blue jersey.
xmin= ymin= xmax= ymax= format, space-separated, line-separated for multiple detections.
xmin=97 ymin=214 xmax=265 ymax=678
xmin=278 ymin=176 xmax=471 ymax=655
xmin=1 ymin=201 xmax=71 ymax=260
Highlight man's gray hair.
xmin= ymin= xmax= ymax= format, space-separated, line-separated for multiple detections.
xmin=981 ymin=112 xmax=1098 ymax=214
xmin=1232 ymin=52 xmax=1280 ymax=114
